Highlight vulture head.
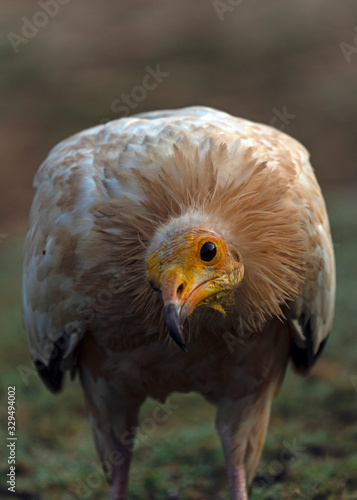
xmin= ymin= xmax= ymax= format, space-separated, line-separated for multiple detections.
xmin=145 ymin=221 xmax=244 ymax=351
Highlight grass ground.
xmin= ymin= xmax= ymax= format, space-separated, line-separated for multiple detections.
xmin=0 ymin=191 xmax=356 ymax=500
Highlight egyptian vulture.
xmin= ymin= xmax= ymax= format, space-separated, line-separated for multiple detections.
xmin=22 ymin=106 xmax=335 ymax=499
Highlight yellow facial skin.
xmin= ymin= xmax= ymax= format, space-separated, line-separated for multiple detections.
xmin=145 ymin=227 xmax=244 ymax=349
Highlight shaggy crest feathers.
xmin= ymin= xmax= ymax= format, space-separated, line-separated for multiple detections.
xmin=87 ymin=136 xmax=305 ymax=340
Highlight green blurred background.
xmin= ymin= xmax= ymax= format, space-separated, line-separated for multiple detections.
xmin=1 ymin=1 xmax=357 ymax=499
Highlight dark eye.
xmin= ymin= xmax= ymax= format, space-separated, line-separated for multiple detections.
xmin=200 ymin=242 xmax=217 ymax=262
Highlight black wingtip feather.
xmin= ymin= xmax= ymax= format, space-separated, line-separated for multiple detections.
xmin=290 ymin=317 xmax=330 ymax=375
xmin=35 ymin=359 xmax=64 ymax=393
xmin=34 ymin=334 xmax=68 ymax=393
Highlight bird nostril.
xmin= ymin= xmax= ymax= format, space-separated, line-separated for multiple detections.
xmin=176 ymin=283 xmax=184 ymax=298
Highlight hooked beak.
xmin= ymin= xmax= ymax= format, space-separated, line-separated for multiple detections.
xmin=164 ymin=303 xmax=187 ymax=352
xmin=159 ymin=270 xmax=212 ymax=352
